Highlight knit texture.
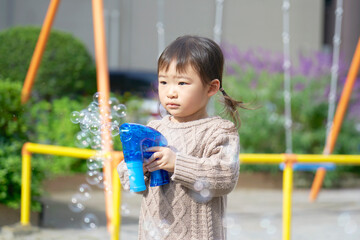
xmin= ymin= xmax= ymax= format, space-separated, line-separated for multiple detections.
xmin=117 ymin=115 xmax=240 ymax=240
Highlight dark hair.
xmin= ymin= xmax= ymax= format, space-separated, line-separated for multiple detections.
xmin=158 ymin=35 xmax=247 ymax=127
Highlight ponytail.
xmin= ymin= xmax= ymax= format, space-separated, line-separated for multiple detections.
xmin=219 ymin=87 xmax=248 ymax=128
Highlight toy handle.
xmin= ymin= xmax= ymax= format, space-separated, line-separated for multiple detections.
xmin=142 ymin=139 xmax=170 ymax=187
xmin=126 ymin=161 xmax=146 ymax=192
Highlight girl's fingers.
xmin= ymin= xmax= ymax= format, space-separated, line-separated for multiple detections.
xmin=146 ymin=161 xmax=160 ymax=172
xmin=145 ymin=146 xmax=164 ymax=152
xmin=146 ymin=151 xmax=162 ymax=164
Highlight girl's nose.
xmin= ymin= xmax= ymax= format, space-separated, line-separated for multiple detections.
xmin=167 ymin=87 xmax=177 ymax=98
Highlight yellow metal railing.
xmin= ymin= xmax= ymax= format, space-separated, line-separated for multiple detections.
xmin=21 ymin=143 xmax=360 ymax=240
xmin=21 ymin=142 xmax=123 ymax=240
xmin=239 ymin=153 xmax=360 ymax=240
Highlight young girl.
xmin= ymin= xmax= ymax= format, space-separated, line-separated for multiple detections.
xmin=118 ymin=35 xmax=245 ymax=240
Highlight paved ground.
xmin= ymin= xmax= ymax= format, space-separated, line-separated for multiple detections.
xmin=1 ymin=184 xmax=360 ymax=239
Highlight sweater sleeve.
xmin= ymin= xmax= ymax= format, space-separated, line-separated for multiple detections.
xmin=171 ymin=126 xmax=240 ymax=197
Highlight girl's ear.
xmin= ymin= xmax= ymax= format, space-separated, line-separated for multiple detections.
xmin=208 ymin=79 xmax=220 ymax=97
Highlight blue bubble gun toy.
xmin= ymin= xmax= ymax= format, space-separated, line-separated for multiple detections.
xmin=119 ymin=123 xmax=170 ymax=192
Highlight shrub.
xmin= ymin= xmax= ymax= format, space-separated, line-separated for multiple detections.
xmin=0 ymin=26 xmax=96 ymax=100
xmin=0 ymin=79 xmax=45 ymax=210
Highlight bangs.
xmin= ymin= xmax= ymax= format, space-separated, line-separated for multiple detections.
xmin=157 ymin=38 xmax=200 ymax=76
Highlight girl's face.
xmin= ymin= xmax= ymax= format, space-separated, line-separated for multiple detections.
xmin=158 ymin=60 xmax=219 ymax=123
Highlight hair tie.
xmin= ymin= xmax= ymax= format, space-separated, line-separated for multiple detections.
xmin=219 ymin=88 xmax=227 ymax=96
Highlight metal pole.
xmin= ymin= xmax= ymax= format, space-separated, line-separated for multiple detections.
xmin=92 ymin=0 xmax=114 ymax=231
xmin=21 ymin=0 xmax=61 ymax=104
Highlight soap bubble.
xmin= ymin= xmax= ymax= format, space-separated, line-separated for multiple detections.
xmin=109 ymin=97 xmax=120 ymax=108
xmin=113 ymin=104 xmax=127 ymax=118
xmin=99 ymin=106 xmax=111 ymax=119
xmin=81 ymin=213 xmax=99 ymax=230
xmin=87 ymin=157 xmax=103 ymax=170
xmin=70 ymin=111 xmax=80 ymax=124
xmin=87 ymin=102 xmax=99 ymax=114
xmin=191 ymin=179 xmax=213 ymax=203
xmin=95 ymin=172 xmax=105 ymax=189
xmin=86 ymin=169 xmax=101 ymax=185
xmin=68 ymin=193 xmax=86 ymax=213
xmin=79 ymin=122 xmax=90 ymax=132
xmin=93 ymin=92 xmax=102 ymax=106
xmin=355 ymin=123 xmax=360 ymax=132
xmin=338 ymin=212 xmax=358 ymax=235
xmin=119 ymin=124 xmax=132 ymax=142
xmin=90 ymin=135 xmax=102 ymax=149
xmin=194 ymin=181 xmax=204 ymax=191
xmin=78 ymin=110 xmax=87 ymax=123
xmin=344 ymin=220 xmax=358 ymax=235
xmin=121 ymin=203 xmax=131 ymax=216
xmin=223 ymin=215 xmax=236 ymax=228
xmin=110 ymin=123 xmax=120 ymax=137
xmin=89 ymin=122 xmax=101 ymax=135
xmin=78 ymin=184 xmax=92 ymax=200
xmin=260 ymin=216 xmax=278 ymax=236
xmin=75 ymin=131 xmax=92 ymax=148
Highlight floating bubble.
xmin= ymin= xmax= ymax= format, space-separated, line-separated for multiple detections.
xmin=200 ymin=189 xmax=211 ymax=198
xmin=78 ymin=110 xmax=87 ymax=124
xmin=223 ymin=216 xmax=236 ymax=228
xmin=81 ymin=213 xmax=99 ymax=230
xmin=87 ymin=102 xmax=99 ymax=114
xmin=344 ymin=220 xmax=358 ymax=235
xmin=89 ymin=122 xmax=101 ymax=135
xmin=260 ymin=217 xmax=271 ymax=228
xmin=113 ymin=104 xmax=127 ymax=118
xmin=338 ymin=212 xmax=351 ymax=227
xmin=109 ymin=97 xmax=120 ymax=108
xmin=95 ymin=172 xmax=104 ymax=189
xmin=75 ymin=131 xmax=92 ymax=148
xmin=79 ymin=184 xmax=92 ymax=200
xmin=68 ymin=193 xmax=86 ymax=213
xmin=86 ymin=169 xmax=101 ymax=185
xmin=99 ymin=105 xmax=111 ymax=117
xmin=121 ymin=203 xmax=130 ymax=216
xmin=266 ymin=225 xmax=277 ymax=235
xmin=355 ymin=123 xmax=360 ymax=132
xmin=87 ymin=157 xmax=103 ymax=170
xmin=70 ymin=111 xmax=80 ymax=124
xmin=194 ymin=180 xmax=204 ymax=191
xmin=79 ymin=122 xmax=90 ymax=132
xmin=93 ymin=92 xmax=102 ymax=106
xmin=110 ymin=123 xmax=120 ymax=137
xmin=119 ymin=124 xmax=132 ymax=142
xmin=110 ymin=114 xmax=122 ymax=126
xmin=90 ymin=135 xmax=102 ymax=149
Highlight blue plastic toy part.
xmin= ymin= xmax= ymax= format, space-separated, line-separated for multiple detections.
xmin=279 ymin=163 xmax=336 ymax=171
xmin=119 ymin=123 xmax=170 ymax=192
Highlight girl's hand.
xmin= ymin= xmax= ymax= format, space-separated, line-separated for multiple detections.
xmin=144 ymin=146 xmax=176 ymax=172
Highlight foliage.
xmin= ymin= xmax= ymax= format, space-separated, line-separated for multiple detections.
xmin=216 ymin=45 xmax=360 ymax=183
xmin=0 ymin=26 xmax=96 ymax=100
xmin=0 ymin=79 xmax=44 ymax=210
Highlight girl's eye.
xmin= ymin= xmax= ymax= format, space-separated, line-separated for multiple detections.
xmin=159 ymin=81 xmax=167 ymax=85
xmin=179 ymin=82 xmax=188 ymax=86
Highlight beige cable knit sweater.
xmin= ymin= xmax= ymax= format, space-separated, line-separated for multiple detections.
xmin=117 ymin=115 xmax=240 ymax=240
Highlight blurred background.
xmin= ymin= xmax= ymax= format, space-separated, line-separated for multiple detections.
xmin=0 ymin=0 xmax=360 ymax=239
xmin=1 ymin=0 xmax=359 ymax=69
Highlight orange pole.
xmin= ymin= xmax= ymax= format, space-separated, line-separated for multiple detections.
xmin=310 ymin=37 xmax=360 ymax=201
xmin=21 ymin=0 xmax=61 ymax=104
xmin=92 ymin=0 xmax=114 ymax=232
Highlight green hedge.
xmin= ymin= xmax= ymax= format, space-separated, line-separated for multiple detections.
xmin=0 ymin=26 xmax=96 ymax=100
xmin=0 ymin=79 xmax=45 ymax=210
